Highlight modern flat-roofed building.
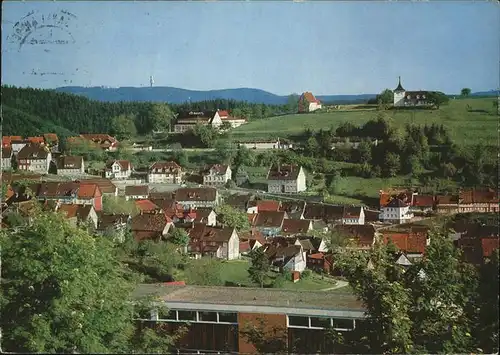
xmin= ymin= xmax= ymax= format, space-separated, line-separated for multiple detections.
xmin=133 ymin=284 xmax=365 ymax=354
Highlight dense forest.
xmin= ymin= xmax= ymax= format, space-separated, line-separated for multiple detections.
xmin=0 ymin=86 xmax=292 ymax=138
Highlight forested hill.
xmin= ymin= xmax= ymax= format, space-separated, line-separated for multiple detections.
xmin=1 ymin=85 xmax=154 ymax=138
xmin=0 ymin=86 xmax=290 ymax=138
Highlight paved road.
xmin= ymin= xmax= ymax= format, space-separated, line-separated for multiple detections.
xmin=127 ymin=147 xmax=215 ymax=153
xmin=321 ymin=280 xmax=349 ymax=291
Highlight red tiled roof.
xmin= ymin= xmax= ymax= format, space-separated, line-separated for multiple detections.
xmin=240 ymin=241 xmax=251 ymax=252
xmin=301 ymin=92 xmax=320 ymax=104
xmin=481 ymin=237 xmax=499 ymax=257
xmin=217 ymin=110 xmax=229 ymax=117
xmin=27 ymin=137 xmax=45 ymax=144
xmin=281 ymin=219 xmax=311 ymax=234
xmin=257 ymin=200 xmax=281 ymax=212
xmin=43 ymin=133 xmax=59 ymax=143
xmin=77 ymin=183 xmax=100 ymax=199
xmin=413 ymin=195 xmax=435 ymax=207
xmin=383 ymin=231 xmax=428 ymax=254
xmin=135 ymin=199 xmax=160 ymax=212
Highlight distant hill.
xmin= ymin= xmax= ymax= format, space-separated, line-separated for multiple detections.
xmin=471 ymin=90 xmax=498 ymax=97
xmin=55 ymin=86 xmax=377 ymax=105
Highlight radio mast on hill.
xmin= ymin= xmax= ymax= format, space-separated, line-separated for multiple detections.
xmin=150 ymin=75 xmax=154 ymax=88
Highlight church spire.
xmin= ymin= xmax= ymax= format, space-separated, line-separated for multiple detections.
xmin=394 ymin=76 xmax=405 ymax=92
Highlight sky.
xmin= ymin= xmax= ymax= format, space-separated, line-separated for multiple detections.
xmin=1 ymin=1 xmax=499 ymax=95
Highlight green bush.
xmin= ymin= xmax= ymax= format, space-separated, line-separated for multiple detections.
xmin=301 ymin=269 xmax=312 ymax=278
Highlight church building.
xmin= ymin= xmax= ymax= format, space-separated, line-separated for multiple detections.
xmin=393 ymin=77 xmax=430 ymax=107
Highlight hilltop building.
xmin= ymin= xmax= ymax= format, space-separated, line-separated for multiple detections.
xmin=393 ymin=77 xmax=430 ymax=107
xmin=298 ymin=92 xmax=322 ymax=113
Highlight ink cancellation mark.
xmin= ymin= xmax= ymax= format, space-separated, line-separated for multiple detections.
xmin=8 ymin=9 xmax=77 ymax=52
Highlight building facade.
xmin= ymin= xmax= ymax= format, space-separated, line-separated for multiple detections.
xmin=133 ymin=284 xmax=365 ymax=354
xmin=267 ymin=164 xmax=307 ymax=194
xmin=202 ymin=164 xmax=232 ymax=187
xmin=148 ymin=161 xmax=184 ymax=184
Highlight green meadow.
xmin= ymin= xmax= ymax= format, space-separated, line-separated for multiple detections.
xmin=232 ymin=98 xmax=497 ymax=146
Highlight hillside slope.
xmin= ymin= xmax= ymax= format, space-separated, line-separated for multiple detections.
xmin=1 ymin=86 xmax=154 ymax=137
xmin=232 ymin=97 xmax=497 ymax=146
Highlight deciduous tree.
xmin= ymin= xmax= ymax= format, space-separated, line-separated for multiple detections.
xmin=215 ymin=204 xmax=250 ymax=231
xmin=248 ymin=247 xmax=270 ymax=288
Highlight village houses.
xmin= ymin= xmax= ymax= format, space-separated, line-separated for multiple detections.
xmin=266 ymin=163 xmax=307 ymax=194
xmin=173 ymin=109 xmax=247 ymax=133
xmin=130 ymin=211 xmax=173 ymax=241
xmin=105 ymin=160 xmax=133 ymax=179
xmin=148 ymin=161 xmax=184 ymax=184
xmin=202 ymin=164 xmax=232 ymax=187
xmin=55 ymin=155 xmax=85 ymax=176
xmin=16 ymin=143 xmax=52 ymax=174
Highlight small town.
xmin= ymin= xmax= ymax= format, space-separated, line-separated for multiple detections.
xmin=0 ymin=1 xmax=498 ymax=355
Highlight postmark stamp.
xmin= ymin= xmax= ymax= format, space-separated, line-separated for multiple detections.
xmin=7 ymin=9 xmax=77 ymax=52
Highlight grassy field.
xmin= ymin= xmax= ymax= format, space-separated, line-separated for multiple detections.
xmin=232 ymin=98 xmax=497 ymax=146
xmin=180 ymin=259 xmax=342 ymax=291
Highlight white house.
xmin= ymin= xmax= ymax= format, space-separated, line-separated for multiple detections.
xmin=124 ymin=185 xmax=149 ymax=201
xmin=56 ymin=203 xmax=98 ymax=229
xmin=174 ymin=187 xmax=219 ymax=210
xmin=173 ymin=111 xmax=223 ymax=133
xmin=393 ymin=77 xmax=430 ymax=107
xmin=187 ymin=223 xmax=240 ymax=260
xmin=11 ymin=139 xmax=29 ymax=154
xmin=148 ymin=161 xmax=184 ymax=184
xmin=235 ymin=138 xmax=292 ymax=150
xmin=16 ymin=144 xmax=52 ymax=174
xmin=299 ymin=92 xmax=322 ymax=113
xmin=1 ymin=147 xmax=13 ymax=170
xmin=380 ymin=198 xmax=414 ymax=224
xmin=266 ymin=245 xmax=307 ymax=273
xmin=193 ymin=207 xmax=217 ymax=226
xmin=105 ymin=160 xmax=132 ymax=180
xmin=217 ymin=110 xmax=247 ymax=128
xmin=267 ymin=164 xmax=306 ymax=194
xmin=342 ymin=206 xmax=365 ymax=225
xmin=55 ymin=155 xmax=85 ymax=176
xmin=202 ymin=164 xmax=232 ymax=187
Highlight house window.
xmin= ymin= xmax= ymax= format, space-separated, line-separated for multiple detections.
xmin=310 ymin=317 xmax=332 ymax=328
xmin=218 ymin=312 xmax=238 ymax=323
xmin=178 ymin=310 xmax=196 ymax=321
xmin=198 ymin=311 xmax=218 ymax=322
xmin=332 ymin=318 xmax=354 ymax=330
xmin=158 ymin=309 xmax=177 ymax=320
xmin=288 ymin=316 xmax=309 ymax=327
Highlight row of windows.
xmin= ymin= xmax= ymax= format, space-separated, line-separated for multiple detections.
xmin=140 ymin=308 xmax=358 ymax=331
xmin=287 ymin=315 xmax=355 ymax=330
xmin=148 ymin=309 xmax=238 ymax=324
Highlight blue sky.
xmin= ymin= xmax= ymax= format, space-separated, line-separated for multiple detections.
xmin=1 ymin=1 xmax=498 ymax=95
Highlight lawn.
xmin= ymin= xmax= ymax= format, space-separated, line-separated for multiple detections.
xmin=217 ymin=259 xmax=341 ymax=291
xmin=232 ymin=98 xmax=497 ymax=146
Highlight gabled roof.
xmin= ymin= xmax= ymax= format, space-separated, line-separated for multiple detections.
xmin=256 ymin=200 xmax=281 ymax=212
xmin=225 ymin=193 xmax=255 ymax=210
xmin=77 ymin=183 xmax=100 ymax=199
xmin=279 ymin=200 xmax=306 ymax=215
xmin=203 ymin=164 xmax=229 ymax=176
xmin=17 ymin=144 xmax=50 ymax=160
xmin=193 ymin=207 xmax=215 ymax=222
xmin=149 ymin=161 xmax=182 ymax=173
xmin=300 ymin=92 xmax=321 ymax=104
xmin=135 ymin=199 xmax=160 ymax=212
xmin=58 ymin=204 xmax=93 ymax=220
xmin=56 ymin=155 xmax=83 ymax=170
xmin=386 ymin=198 xmax=408 ymax=208
xmin=413 ymin=195 xmax=435 ymax=207
xmin=267 ymin=164 xmax=301 ymax=181
xmin=436 ymin=194 xmax=459 ymax=205
xmin=176 ymin=111 xmax=217 ymax=121
xmin=174 ymin=187 xmax=217 ymax=202
xmin=187 ymin=223 xmax=235 ymax=243
xmin=254 ymin=211 xmax=286 ymax=228
xmin=334 ymin=224 xmax=376 ymax=248
xmin=281 ymin=219 xmax=312 ymax=235
xmin=125 ymin=185 xmax=149 ymax=196
xmin=383 ymin=230 xmax=428 ymax=254
xmin=131 ymin=212 xmax=169 ymax=232
xmin=106 ymin=160 xmax=131 ymax=171
xmin=78 ymin=178 xmax=117 ymax=194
